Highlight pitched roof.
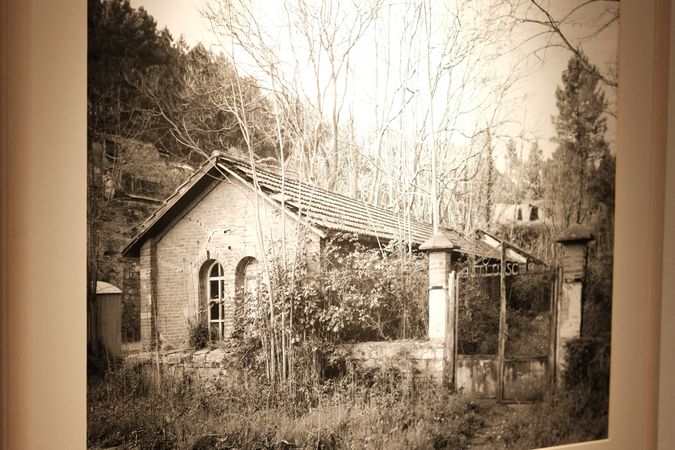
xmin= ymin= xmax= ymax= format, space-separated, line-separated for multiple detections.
xmin=96 ymin=281 xmax=122 ymax=295
xmin=475 ymin=229 xmax=547 ymax=265
xmin=122 ymin=152 xmax=500 ymax=259
xmin=556 ymin=224 xmax=595 ymax=243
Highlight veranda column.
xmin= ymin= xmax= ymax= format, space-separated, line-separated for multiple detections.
xmin=420 ymin=233 xmax=455 ymax=383
xmin=555 ymin=225 xmax=594 ymax=382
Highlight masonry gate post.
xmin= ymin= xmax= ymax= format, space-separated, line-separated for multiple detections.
xmin=555 ymin=225 xmax=594 ymax=383
xmin=420 ymin=233 xmax=456 ymax=384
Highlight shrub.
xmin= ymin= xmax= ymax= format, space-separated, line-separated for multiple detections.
xmin=188 ymin=319 xmax=209 ymax=350
xmin=583 ymin=255 xmax=613 ymax=340
xmin=121 ymin=298 xmax=140 ymax=342
xmin=316 ymin=236 xmax=429 ymax=342
xmin=562 ymin=337 xmax=610 ymax=420
xmin=495 ymin=386 xmax=608 ymax=449
xmin=494 ymin=337 xmax=610 ymax=449
xmin=226 ymin=235 xmax=428 ymax=388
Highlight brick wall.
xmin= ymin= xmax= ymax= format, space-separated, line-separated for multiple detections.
xmin=139 ymin=238 xmax=157 ymax=351
xmin=122 ymin=261 xmax=140 ymax=341
xmin=147 ymin=176 xmax=321 ymax=349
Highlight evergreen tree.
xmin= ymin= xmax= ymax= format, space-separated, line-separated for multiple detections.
xmin=88 ymin=0 xmax=181 ymax=140
xmin=587 ymin=148 xmax=616 ymax=254
xmin=551 ymin=53 xmax=609 ymax=225
xmin=505 ymin=138 xmax=520 ymax=180
xmin=525 ymin=141 xmax=544 ymax=200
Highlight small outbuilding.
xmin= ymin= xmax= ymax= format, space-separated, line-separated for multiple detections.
xmin=94 ymin=281 xmax=123 ymax=359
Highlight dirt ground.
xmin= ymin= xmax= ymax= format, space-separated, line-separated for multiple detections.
xmin=466 ymin=400 xmax=530 ymax=450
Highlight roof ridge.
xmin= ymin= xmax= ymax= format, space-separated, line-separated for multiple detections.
xmin=215 ymin=152 xmax=437 ymax=231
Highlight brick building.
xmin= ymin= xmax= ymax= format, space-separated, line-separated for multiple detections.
xmin=123 ymin=152 xmax=507 ymax=351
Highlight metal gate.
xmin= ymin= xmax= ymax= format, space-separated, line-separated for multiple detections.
xmin=452 ymin=253 xmax=559 ymax=402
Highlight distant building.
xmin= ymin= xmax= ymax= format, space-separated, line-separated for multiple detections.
xmin=492 ymin=201 xmax=547 ymax=226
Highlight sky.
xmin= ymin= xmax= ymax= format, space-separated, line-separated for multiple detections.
xmin=130 ymin=0 xmax=618 ymax=169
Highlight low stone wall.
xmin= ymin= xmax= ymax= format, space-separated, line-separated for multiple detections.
xmin=344 ymin=344 xmax=548 ymax=399
xmin=125 ymin=348 xmax=228 ymax=379
xmin=126 ymin=341 xmax=446 ymax=381
xmin=341 ymin=339 xmax=445 ymax=381
xmin=125 ymin=344 xmax=548 ymax=401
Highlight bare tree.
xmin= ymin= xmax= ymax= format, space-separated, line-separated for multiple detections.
xmin=190 ymin=0 xmax=529 ymax=382
xmin=492 ymin=0 xmax=619 ymax=89
xmin=359 ymin=0 xmax=521 ymax=232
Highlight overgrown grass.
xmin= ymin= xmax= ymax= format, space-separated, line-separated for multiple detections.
xmin=481 ymin=386 xmax=608 ymax=450
xmin=88 ymin=361 xmax=482 ymax=450
xmin=88 ymin=338 xmax=610 ymax=450
xmin=484 ymin=337 xmax=610 ymax=449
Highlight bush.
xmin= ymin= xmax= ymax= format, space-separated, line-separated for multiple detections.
xmin=493 ymin=337 xmax=610 ymax=449
xmin=188 ymin=319 xmax=209 ymax=350
xmin=583 ymin=255 xmax=613 ymax=340
xmin=225 ymin=235 xmax=428 ymax=388
xmin=562 ymin=337 xmax=610 ymax=419
xmin=121 ymin=298 xmax=140 ymax=342
xmin=305 ymin=235 xmax=429 ymax=342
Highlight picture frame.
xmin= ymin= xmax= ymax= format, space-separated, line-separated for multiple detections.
xmin=0 ymin=0 xmax=671 ymax=448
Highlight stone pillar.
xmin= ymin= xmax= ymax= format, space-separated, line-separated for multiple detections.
xmin=139 ymin=238 xmax=158 ymax=351
xmin=555 ymin=225 xmax=594 ymax=382
xmin=421 ymin=233 xmax=455 ymax=383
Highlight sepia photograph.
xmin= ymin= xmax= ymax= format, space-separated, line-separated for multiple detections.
xmin=87 ymin=0 xmax=619 ymax=448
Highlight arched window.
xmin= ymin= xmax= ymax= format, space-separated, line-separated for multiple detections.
xmin=244 ymin=259 xmax=259 ymax=296
xmin=235 ymin=257 xmax=260 ymax=300
xmin=207 ymin=261 xmax=227 ymax=340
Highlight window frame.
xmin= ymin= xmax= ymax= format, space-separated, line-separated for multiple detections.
xmin=206 ymin=260 xmax=227 ymax=340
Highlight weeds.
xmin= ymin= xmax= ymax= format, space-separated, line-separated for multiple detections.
xmin=484 ymin=337 xmax=610 ymax=449
xmin=88 ymin=359 xmax=482 ymax=450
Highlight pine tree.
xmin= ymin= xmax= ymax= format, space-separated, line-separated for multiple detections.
xmin=525 ymin=141 xmax=544 ymax=200
xmin=88 ymin=0 xmax=181 ymax=139
xmin=551 ymin=53 xmax=609 ymax=225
